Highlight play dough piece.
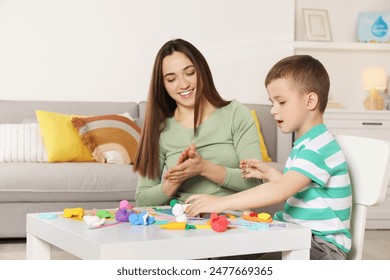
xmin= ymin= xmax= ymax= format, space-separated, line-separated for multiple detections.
xmin=172 ymin=203 xmax=189 ymax=223
xmin=195 ymin=224 xmax=211 ymax=229
xmin=63 ymin=207 xmax=84 ymax=218
xmin=128 ymin=211 xmax=155 ymax=225
xmin=96 ymin=209 xmax=115 ymax=219
xmin=39 ymin=213 xmax=57 ymax=219
xmin=115 ymin=208 xmax=134 ymax=222
xmin=242 ymin=212 xmax=272 ymax=223
xmin=83 ymin=215 xmax=105 ymax=227
xmin=258 ymin=212 xmax=272 ymax=222
xmin=210 ymin=212 xmax=229 ymax=232
xmin=160 ymin=222 xmax=187 ymax=230
xmin=119 ymin=200 xmax=133 ymax=210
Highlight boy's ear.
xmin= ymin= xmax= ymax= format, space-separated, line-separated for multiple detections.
xmin=306 ymin=92 xmax=319 ymax=110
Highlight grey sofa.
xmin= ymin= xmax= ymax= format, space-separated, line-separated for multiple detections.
xmin=0 ymin=100 xmax=291 ymax=238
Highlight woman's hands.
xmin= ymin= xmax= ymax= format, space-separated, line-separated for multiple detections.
xmin=176 ymin=144 xmax=196 ymax=165
xmin=161 ymin=143 xmax=226 ymax=197
xmin=161 ymin=144 xmax=203 ymax=197
xmin=163 ymin=144 xmax=206 ymax=184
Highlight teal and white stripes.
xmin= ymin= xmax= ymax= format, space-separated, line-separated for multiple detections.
xmin=275 ymin=124 xmax=352 ymax=253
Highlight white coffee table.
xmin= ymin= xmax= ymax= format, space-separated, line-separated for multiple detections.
xmin=26 ymin=211 xmax=311 ymax=260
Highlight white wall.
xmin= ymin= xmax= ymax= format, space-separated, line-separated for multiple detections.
xmin=296 ymin=0 xmax=390 ymax=42
xmin=0 ymin=0 xmax=294 ymax=103
xmin=295 ymin=0 xmax=390 ymax=110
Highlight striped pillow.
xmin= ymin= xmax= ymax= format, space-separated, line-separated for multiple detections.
xmin=0 ymin=123 xmax=48 ymax=162
xmin=72 ymin=115 xmax=141 ymax=164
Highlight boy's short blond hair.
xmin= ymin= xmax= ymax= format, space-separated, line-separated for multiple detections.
xmin=265 ymin=55 xmax=330 ymax=112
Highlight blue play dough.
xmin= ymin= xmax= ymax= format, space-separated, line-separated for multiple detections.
xmin=128 ymin=211 xmax=155 ymax=225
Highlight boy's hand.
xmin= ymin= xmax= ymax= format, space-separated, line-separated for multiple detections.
xmin=240 ymin=158 xmax=266 ymax=179
xmin=185 ymin=194 xmax=226 ymax=217
xmin=240 ymin=159 xmax=282 ymax=182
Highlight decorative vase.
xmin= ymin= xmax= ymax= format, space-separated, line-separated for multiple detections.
xmin=364 ymin=89 xmax=384 ymax=110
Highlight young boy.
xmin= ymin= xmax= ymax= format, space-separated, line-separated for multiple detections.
xmin=185 ymin=55 xmax=352 ymax=260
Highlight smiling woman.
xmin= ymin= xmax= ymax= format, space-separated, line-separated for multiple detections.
xmin=162 ymin=52 xmax=197 ymax=109
xmin=132 ymin=38 xmax=264 ymax=207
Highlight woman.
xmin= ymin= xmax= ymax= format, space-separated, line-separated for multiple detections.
xmin=133 ymin=38 xmax=262 ymax=206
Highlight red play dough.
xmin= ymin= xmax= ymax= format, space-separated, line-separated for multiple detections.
xmin=210 ymin=212 xmax=229 ymax=232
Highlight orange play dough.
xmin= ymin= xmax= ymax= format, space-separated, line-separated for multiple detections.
xmin=242 ymin=212 xmax=272 ymax=223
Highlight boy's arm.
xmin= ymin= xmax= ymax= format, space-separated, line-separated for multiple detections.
xmin=185 ymin=170 xmax=311 ymax=216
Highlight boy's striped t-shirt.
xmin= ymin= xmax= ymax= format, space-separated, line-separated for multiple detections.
xmin=274 ymin=124 xmax=352 ymax=254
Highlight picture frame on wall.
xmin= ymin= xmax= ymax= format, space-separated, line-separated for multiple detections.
xmin=303 ymin=9 xmax=332 ymax=42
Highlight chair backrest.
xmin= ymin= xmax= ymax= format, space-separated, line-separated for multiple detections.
xmin=335 ymin=135 xmax=390 ymax=260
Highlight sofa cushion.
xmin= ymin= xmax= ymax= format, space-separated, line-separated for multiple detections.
xmin=72 ymin=114 xmax=141 ymax=164
xmin=36 ymin=110 xmax=94 ymax=162
xmin=250 ymin=110 xmax=272 ymax=162
xmin=0 ymin=162 xmax=137 ymax=203
xmin=0 ymin=123 xmax=48 ymax=162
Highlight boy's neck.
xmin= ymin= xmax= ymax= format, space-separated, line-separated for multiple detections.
xmin=295 ymin=113 xmax=324 ymax=139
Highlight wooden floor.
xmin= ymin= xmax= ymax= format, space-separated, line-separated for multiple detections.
xmin=0 ymin=230 xmax=389 ymax=260
xmin=359 ymin=230 xmax=390 ymax=260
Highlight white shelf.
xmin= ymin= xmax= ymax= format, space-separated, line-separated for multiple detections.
xmin=294 ymin=41 xmax=390 ymax=52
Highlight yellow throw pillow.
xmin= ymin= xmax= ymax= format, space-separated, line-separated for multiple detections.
xmin=36 ymin=110 xmax=94 ymax=162
xmin=250 ymin=110 xmax=272 ymax=162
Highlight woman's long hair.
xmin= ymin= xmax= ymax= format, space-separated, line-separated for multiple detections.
xmin=133 ymin=38 xmax=230 ymax=179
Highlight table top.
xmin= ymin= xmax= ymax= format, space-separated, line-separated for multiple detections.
xmin=26 ymin=209 xmax=311 ymax=260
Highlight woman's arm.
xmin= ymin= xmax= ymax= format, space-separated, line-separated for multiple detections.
xmin=135 ymin=177 xmax=169 ymax=207
xmin=221 ymin=102 xmax=263 ymax=191
xmin=135 ymin=151 xmax=181 ymax=206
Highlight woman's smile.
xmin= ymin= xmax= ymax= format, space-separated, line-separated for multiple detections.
xmin=179 ymin=89 xmax=194 ymax=97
